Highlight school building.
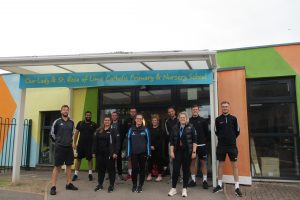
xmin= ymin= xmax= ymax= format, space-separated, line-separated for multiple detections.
xmin=0 ymin=42 xmax=299 ymax=185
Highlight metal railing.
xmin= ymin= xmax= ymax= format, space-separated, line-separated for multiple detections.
xmin=0 ymin=117 xmax=32 ymax=172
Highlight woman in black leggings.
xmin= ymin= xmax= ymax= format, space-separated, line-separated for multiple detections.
xmin=127 ymin=113 xmax=151 ymax=193
xmin=168 ymin=112 xmax=197 ymax=198
xmin=147 ymin=114 xmax=164 ymax=182
xmin=93 ymin=116 xmax=119 ymax=193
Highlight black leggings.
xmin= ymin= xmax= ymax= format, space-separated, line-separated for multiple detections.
xmin=131 ymin=153 xmax=147 ymax=187
xmin=172 ymin=149 xmax=191 ymax=188
xmin=148 ymin=150 xmax=163 ymax=175
xmin=96 ymin=154 xmax=115 ymax=186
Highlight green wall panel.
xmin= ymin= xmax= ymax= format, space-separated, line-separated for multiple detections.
xmin=217 ymin=47 xmax=296 ymax=78
xmin=80 ymin=87 xmax=99 ymax=171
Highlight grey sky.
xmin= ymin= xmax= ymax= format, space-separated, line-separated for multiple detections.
xmin=0 ymin=0 xmax=299 ymax=58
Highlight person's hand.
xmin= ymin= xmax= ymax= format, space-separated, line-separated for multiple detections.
xmin=151 ymin=146 xmax=155 ymax=150
xmin=72 ymin=143 xmax=77 ymax=150
xmin=112 ymin=154 xmax=117 ymax=159
xmin=170 ymin=152 xmax=175 ymax=160
xmin=191 ymin=152 xmax=196 ymax=159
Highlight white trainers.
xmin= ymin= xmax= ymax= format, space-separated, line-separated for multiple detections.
xmin=147 ymin=174 xmax=152 ymax=181
xmin=155 ymin=175 xmax=162 ymax=182
xmin=182 ymin=188 xmax=187 ymax=197
xmin=168 ymin=188 xmax=177 ymax=196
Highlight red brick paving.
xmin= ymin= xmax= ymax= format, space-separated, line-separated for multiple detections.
xmin=225 ymin=182 xmax=300 ymax=200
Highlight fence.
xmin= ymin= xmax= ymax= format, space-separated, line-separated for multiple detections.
xmin=0 ymin=117 xmax=32 ymax=172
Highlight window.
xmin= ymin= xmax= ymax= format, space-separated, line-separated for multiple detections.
xmin=139 ymin=87 xmax=171 ymax=104
xmin=247 ymin=77 xmax=300 ymax=179
xmin=101 ymin=90 xmax=131 ymax=106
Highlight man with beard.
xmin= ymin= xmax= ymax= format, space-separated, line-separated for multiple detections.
xmin=123 ymin=107 xmax=137 ymax=180
xmin=72 ymin=111 xmax=97 ymax=181
xmin=50 ymin=105 xmax=78 ymax=195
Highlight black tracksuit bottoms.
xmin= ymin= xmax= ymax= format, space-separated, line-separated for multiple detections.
xmin=96 ymin=154 xmax=115 ymax=186
xmin=172 ymin=149 xmax=191 ymax=188
xmin=148 ymin=150 xmax=163 ymax=175
xmin=131 ymin=153 xmax=147 ymax=187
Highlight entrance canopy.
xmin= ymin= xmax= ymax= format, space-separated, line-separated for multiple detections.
xmin=0 ymin=50 xmax=216 ymax=74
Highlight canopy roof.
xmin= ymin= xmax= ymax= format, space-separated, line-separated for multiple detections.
xmin=0 ymin=50 xmax=217 ymax=74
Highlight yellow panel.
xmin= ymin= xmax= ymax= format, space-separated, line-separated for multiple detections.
xmin=72 ymin=88 xmax=87 ymax=125
xmin=24 ymin=88 xmax=70 ymax=144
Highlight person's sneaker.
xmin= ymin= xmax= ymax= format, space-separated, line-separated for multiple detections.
xmin=213 ymin=185 xmax=223 ymax=193
xmin=235 ymin=188 xmax=243 ymax=197
xmin=155 ymin=175 xmax=162 ymax=182
xmin=202 ymin=180 xmax=209 ymax=189
xmin=182 ymin=188 xmax=187 ymax=197
xmin=137 ymin=185 xmax=143 ymax=193
xmin=146 ymin=174 xmax=152 ymax=181
xmin=72 ymin=174 xmax=78 ymax=181
xmin=94 ymin=185 xmax=103 ymax=192
xmin=50 ymin=186 xmax=56 ymax=195
xmin=108 ymin=185 xmax=114 ymax=193
xmin=187 ymin=180 xmax=196 ymax=187
xmin=88 ymin=174 xmax=93 ymax=181
xmin=66 ymin=183 xmax=78 ymax=190
xmin=132 ymin=185 xmax=137 ymax=192
xmin=168 ymin=188 xmax=177 ymax=196
xmin=126 ymin=174 xmax=132 ymax=181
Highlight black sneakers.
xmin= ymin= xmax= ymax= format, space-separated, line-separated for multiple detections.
xmin=137 ymin=185 xmax=143 ymax=193
xmin=235 ymin=188 xmax=243 ymax=197
xmin=88 ymin=174 xmax=93 ymax=181
xmin=50 ymin=186 xmax=56 ymax=195
xmin=108 ymin=185 xmax=114 ymax=193
xmin=203 ymin=180 xmax=209 ymax=189
xmin=132 ymin=185 xmax=137 ymax=192
xmin=187 ymin=180 xmax=197 ymax=187
xmin=213 ymin=185 xmax=223 ymax=193
xmin=66 ymin=183 xmax=78 ymax=190
xmin=94 ymin=185 xmax=103 ymax=192
xmin=72 ymin=174 xmax=78 ymax=181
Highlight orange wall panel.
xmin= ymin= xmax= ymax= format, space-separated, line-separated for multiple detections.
xmin=217 ymin=69 xmax=251 ymax=177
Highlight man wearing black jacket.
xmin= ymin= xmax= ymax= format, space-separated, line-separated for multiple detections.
xmin=111 ymin=111 xmax=124 ymax=180
xmin=49 ymin=105 xmax=78 ymax=196
xmin=213 ymin=101 xmax=242 ymax=197
xmin=188 ymin=104 xmax=209 ymax=189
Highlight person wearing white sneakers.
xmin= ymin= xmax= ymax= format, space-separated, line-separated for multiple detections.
xmin=147 ymin=114 xmax=165 ymax=182
xmin=168 ymin=112 xmax=197 ymax=197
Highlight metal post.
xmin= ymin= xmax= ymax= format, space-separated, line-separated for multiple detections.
xmin=12 ymin=88 xmax=26 ymax=183
xmin=210 ymin=68 xmax=218 ymax=187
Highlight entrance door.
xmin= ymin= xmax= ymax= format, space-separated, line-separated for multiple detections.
xmin=39 ymin=111 xmax=60 ymax=164
xmin=99 ymin=85 xmax=211 ymax=174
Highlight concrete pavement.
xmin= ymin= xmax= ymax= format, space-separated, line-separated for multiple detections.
xmin=47 ymin=172 xmax=226 ymax=200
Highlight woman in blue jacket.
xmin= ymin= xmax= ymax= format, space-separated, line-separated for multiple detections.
xmin=127 ymin=113 xmax=151 ymax=193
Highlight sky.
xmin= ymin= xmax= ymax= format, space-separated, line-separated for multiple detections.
xmin=0 ymin=0 xmax=299 ymax=58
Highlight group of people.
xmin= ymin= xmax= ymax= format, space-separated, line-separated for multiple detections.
xmin=49 ymin=101 xmax=243 ymax=198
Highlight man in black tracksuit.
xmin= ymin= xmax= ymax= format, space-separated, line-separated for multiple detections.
xmin=49 ymin=105 xmax=78 ymax=196
xmin=164 ymin=106 xmax=179 ymax=175
xmin=188 ymin=104 xmax=210 ymax=189
xmin=111 ymin=111 xmax=125 ymax=180
xmin=127 ymin=113 xmax=151 ymax=193
xmin=213 ymin=101 xmax=242 ymax=197
xmin=123 ymin=107 xmax=137 ymax=180
xmin=93 ymin=116 xmax=120 ymax=193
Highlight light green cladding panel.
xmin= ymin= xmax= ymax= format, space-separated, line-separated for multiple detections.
xmin=83 ymin=87 xmax=99 ymax=122
xmin=217 ymin=47 xmax=296 ymax=78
